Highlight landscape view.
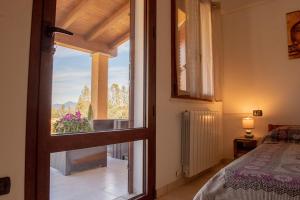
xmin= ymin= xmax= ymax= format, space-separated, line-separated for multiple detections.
xmin=51 ymin=42 xmax=130 ymax=133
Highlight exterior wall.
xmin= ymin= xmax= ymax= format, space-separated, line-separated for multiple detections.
xmin=222 ymin=0 xmax=300 ymax=159
xmin=156 ymin=0 xmax=223 ymax=189
xmin=0 ymin=0 xmax=33 ymax=199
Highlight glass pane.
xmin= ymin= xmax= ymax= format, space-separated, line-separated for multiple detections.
xmin=51 ymin=0 xmax=146 ymax=135
xmin=50 ymin=140 xmax=145 ymax=200
xmin=175 ymin=0 xmax=214 ymax=98
xmin=176 ymin=0 xmax=189 ymax=95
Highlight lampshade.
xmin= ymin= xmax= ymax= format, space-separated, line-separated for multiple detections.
xmin=242 ymin=117 xmax=254 ymax=129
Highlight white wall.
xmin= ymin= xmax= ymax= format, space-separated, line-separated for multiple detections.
xmin=0 ymin=0 xmax=222 ymax=197
xmin=2 ymin=0 xmax=284 ymax=197
xmin=222 ymin=0 xmax=300 ymax=158
xmin=156 ymin=0 xmax=223 ymax=189
xmin=0 ymin=0 xmax=32 ymax=199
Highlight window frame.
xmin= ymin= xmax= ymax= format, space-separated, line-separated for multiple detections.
xmin=171 ymin=0 xmax=214 ymax=102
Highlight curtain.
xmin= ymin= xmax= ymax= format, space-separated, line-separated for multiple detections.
xmin=185 ymin=0 xmax=202 ymax=98
xmin=176 ymin=0 xmax=222 ymax=100
xmin=184 ymin=0 xmax=215 ymax=100
xmin=200 ymin=0 xmax=214 ymax=100
xmin=212 ymin=3 xmax=223 ymax=101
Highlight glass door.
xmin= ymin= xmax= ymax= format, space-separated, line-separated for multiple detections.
xmin=26 ymin=0 xmax=156 ymax=199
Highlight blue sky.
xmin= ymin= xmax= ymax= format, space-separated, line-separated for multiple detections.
xmin=52 ymin=41 xmax=129 ymax=104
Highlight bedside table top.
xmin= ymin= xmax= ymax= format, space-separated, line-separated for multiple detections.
xmin=234 ymin=137 xmax=263 ymax=159
xmin=234 ymin=137 xmax=263 ymax=146
xmin=234 ymin=137 xmax=262 ymax=141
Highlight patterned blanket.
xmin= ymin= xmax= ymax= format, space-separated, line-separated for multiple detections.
xmin=194 ymin=142 xmax=300 ymax=200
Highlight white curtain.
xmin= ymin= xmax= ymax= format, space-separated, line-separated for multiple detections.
xmin=212 ymin=4 xmax=223 ymax=101
xmin=200 ymin=0 xmax=214 ymax=100
xmin=185 ymin=0 xmax=202 ymax=98
xmin=185 ymin=0 xmax=214 ymax=100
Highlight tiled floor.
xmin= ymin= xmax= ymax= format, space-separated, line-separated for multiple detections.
xmin=50 ymin=157 xmax=135 ymax=200
xmin=158 ymin=164 xmax=225 ymax=200
xmin=50 ymin=157 xmax=224 ymax=200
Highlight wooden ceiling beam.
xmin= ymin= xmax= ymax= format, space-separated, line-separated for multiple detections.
xmin=109 ymin=31 xmax=130 ymax=50
xmin=86 ymin=1 xmax=130 ymax=41
xmin=59 ymin=0 xmax=91 ymax=29
xmin=55 ymin=34 xmax=117 ymax=57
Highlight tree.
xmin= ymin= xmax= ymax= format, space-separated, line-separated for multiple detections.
xmin=121 ymin=85 xmax=129 ymax=106
xmin=58 ymin=104 xmax=67 ymax=117
xmin=108 ymin=84 xmax=129 ymax=119
xmin=76 ymin=85 xmax=91 ymax=117
xmin=87 ymin=104 xmax=93 ymax=121
xmin=51 ymin=107 xmax=60 ymax=119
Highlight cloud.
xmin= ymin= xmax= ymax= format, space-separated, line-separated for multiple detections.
xmin=54 ymin=45 xmax=89 ymax=58
xmin=53 ymin=71 xmax=90 ymax=82
xmin=52 ymin=47 xmax=91 ymax=104
xmin=52 ymin=81 xmax=90 ymax=104
xmin=52 ymin=42 xmax=131 ymax=104
xmin=108 ymin=64 xmax=129 ymax=86
xmin=118 ymin=40 xmax=130 ymax=54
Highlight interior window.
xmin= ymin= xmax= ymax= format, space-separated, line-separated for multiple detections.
xmin=173 ymin=0 xmax=215 ymax=100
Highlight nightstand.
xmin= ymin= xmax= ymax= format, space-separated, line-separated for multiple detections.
xmin=234 ymin=137 xmax=262 ymax=159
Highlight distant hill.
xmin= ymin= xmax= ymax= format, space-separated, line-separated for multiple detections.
xmin=53 ymin=101 xmax=77 ymax=109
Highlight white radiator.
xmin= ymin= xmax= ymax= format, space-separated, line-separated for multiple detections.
xmin=181 ymin=110 xmax=221 ymax=177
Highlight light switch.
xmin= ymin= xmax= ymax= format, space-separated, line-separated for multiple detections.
xmin=0 ymin=177 xmax=11 ymax=196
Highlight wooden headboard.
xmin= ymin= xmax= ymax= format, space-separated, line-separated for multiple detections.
xmin=268 ymin=124 xmax=292 ymax=131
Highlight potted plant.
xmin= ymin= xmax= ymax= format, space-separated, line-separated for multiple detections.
xmin=53 ymin=111 xmax=92 ymax=134
xmin=51 ymin=111 xmax=107 ymax=176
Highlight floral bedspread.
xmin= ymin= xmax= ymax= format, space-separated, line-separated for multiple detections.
xmin=225 ymin=143 xmax=300 ymax=197
xmin=194 ymin=142 xmax=300 ymax=200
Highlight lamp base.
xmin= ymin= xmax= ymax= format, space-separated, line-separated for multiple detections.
xmin=244 ymin=130 xmax=254 ymax=139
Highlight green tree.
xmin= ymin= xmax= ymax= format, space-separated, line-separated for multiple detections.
xmin=76 ymin=85 xmax=91 ymax=117
xmin=87 ymin=104 xmax=93 ymax=121
xmin=51 ymin=107 xmax=60 ymax=118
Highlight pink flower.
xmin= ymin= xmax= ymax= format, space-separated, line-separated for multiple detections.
xmin=75 ymin=111 xmax=81 ymax=119
xmin=63 ymin=113 xmax=75 ymax=121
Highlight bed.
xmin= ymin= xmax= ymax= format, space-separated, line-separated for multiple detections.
xmin=194 ymin=124 xmax=300 ymax=200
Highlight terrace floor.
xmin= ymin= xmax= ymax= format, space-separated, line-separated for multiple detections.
xmin=50 ymin=157 xmax=134 ymax=200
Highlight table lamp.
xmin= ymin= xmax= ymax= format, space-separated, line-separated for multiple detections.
xmin=242 ymin=117 xmax=254 ymax=138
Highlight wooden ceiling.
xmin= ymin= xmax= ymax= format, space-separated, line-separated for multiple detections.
xmin=55 ymin=0 xmax=130 ymax=57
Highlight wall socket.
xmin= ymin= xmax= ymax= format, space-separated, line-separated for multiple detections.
xmin=0 ymin=177 xmax=11 ymax=196
xmin=176 ymin=170 xmax=182 ymax=177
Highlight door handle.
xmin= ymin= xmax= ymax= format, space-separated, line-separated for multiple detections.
xmin=47 ymin=26 xmax=74 ymax=37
